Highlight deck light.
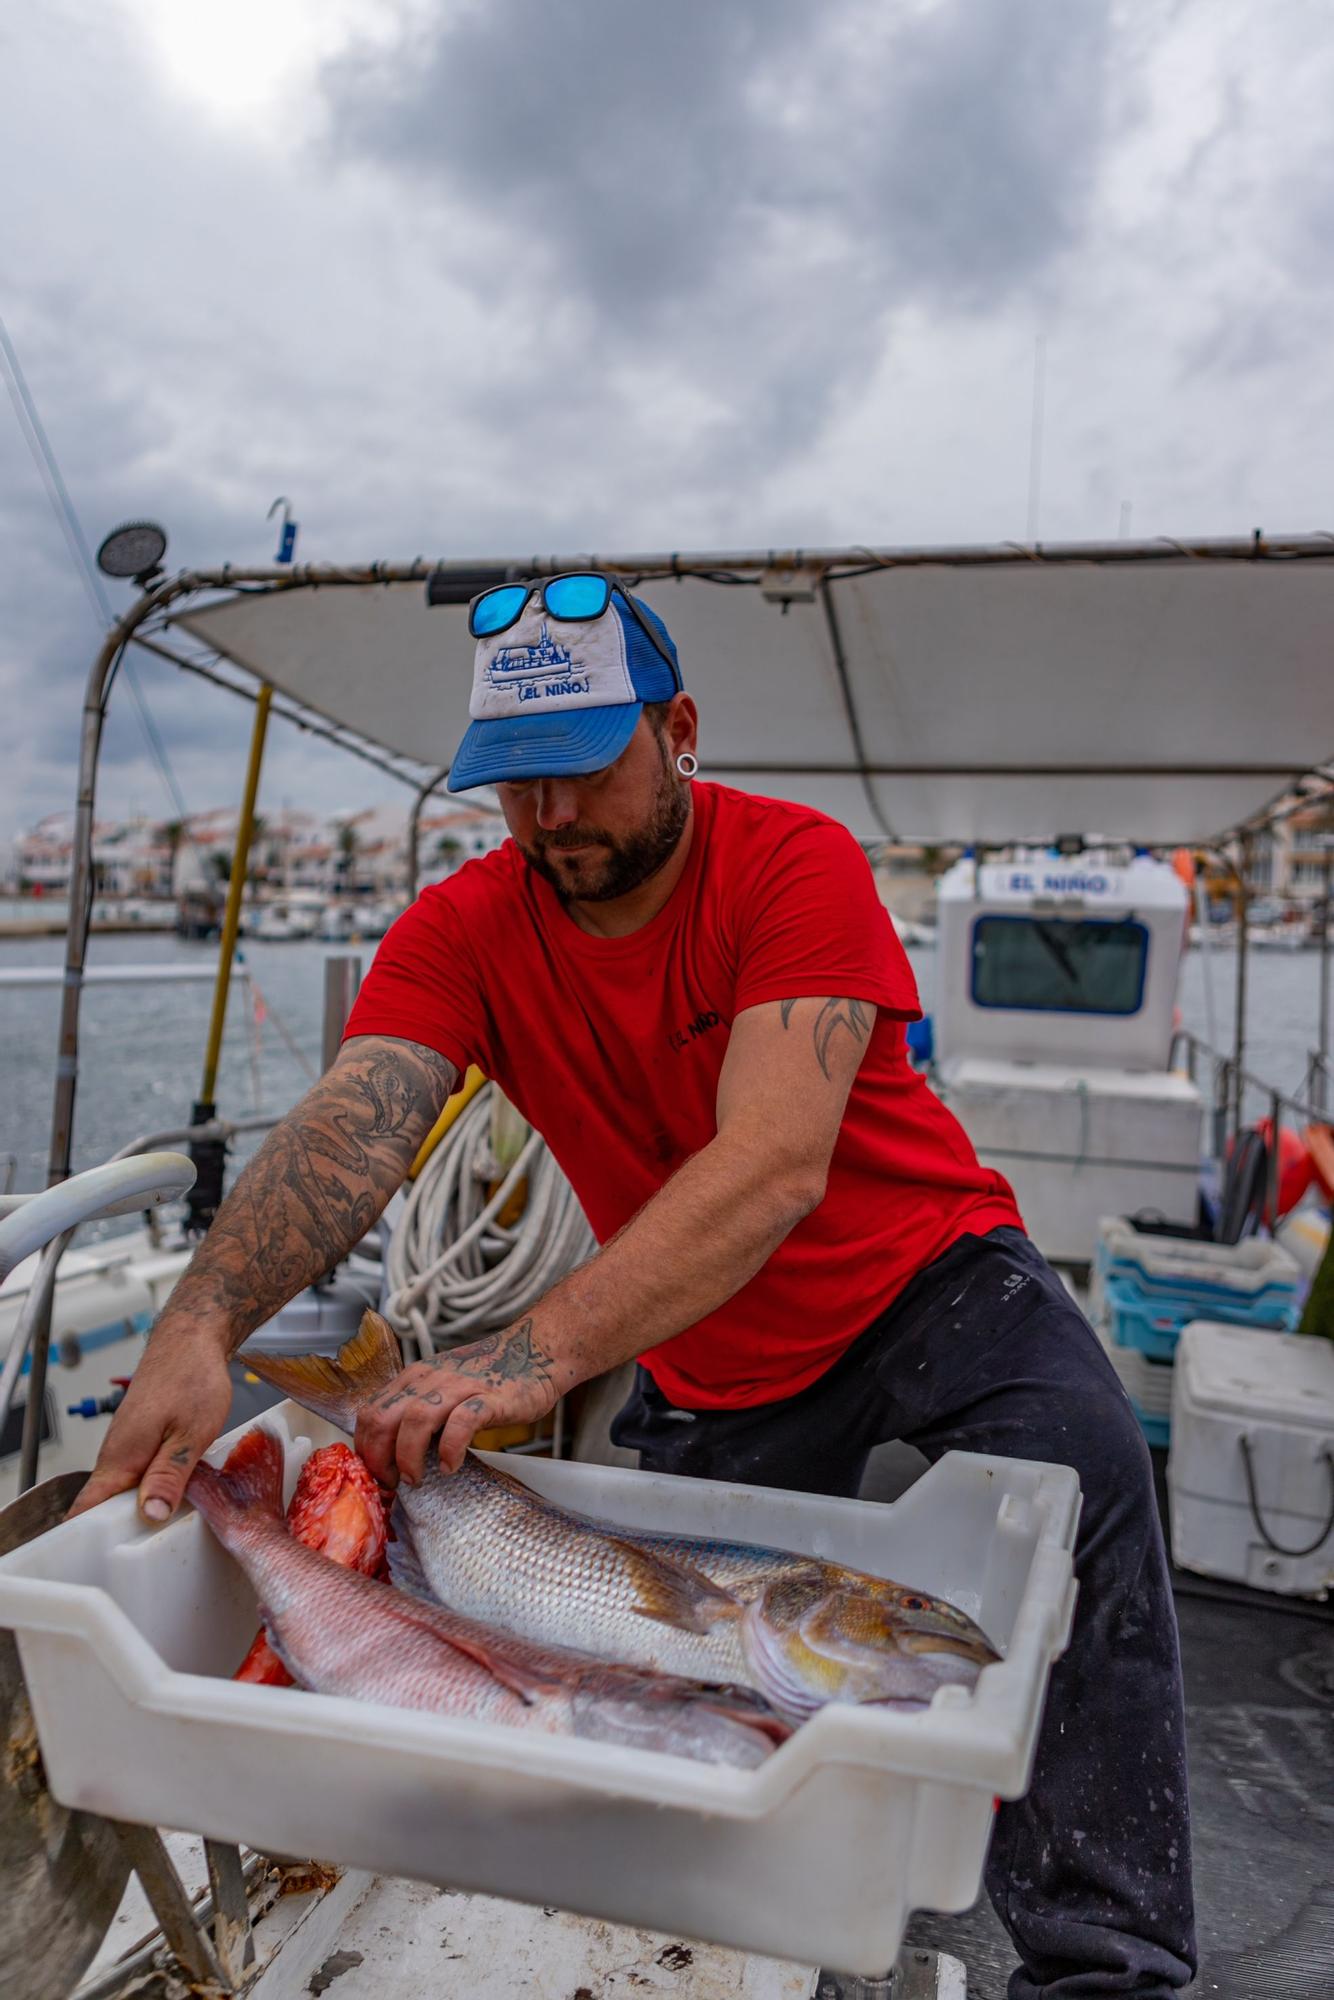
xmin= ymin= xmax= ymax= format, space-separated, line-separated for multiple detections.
xmin=95 ymin=520 xmax=168 ymax=587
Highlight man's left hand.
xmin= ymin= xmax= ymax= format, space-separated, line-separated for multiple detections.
xmin=354 ymin=1315 xmax=561 ymax=1485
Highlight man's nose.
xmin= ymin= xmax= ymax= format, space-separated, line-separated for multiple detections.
xmin=534 ymin=779 xmax=582 ymax=829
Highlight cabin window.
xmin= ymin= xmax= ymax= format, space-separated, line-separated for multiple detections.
xmin=970 ymin=915 xmax=1149 ymax=1015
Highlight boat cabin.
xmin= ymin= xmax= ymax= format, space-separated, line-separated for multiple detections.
xmin=933 ymin=851 xmax=1203 ymax=1263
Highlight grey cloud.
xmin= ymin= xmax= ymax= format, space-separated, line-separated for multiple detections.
xmin=322 ymin=0 xmax=1119 ymax=474
xmin=327 ymin=0 xmax=1115 ymax=316
xmin=858 ymin=0 xmax=1114 ymax=307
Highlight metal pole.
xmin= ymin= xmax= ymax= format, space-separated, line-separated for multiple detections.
xmin=199 ymin=686 xmax=271 ymax=1106
xmin=406 ymin=768 xmax=449 ymax=903
xmin=46 ymin=631 xmax=129 ymax=1188
xmin=1213 ymin=1058 xmax=1230 ymax=1162
xmin=321 ymin=955 xmax=363 ymax=1073
xmin=1318 ymin=846 xmax=1332 ymax=1115
xmin=15 ymin=1251 xmax=61 ymax=1494
xmin=1266 ymin=1091 xmax=1283 ymax=1234
xmin=1232 ymin=838 xmax=1250 ymax=1140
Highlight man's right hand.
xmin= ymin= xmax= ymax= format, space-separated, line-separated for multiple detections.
xmin=67 ymin=1334 xmax=234 ymax=1522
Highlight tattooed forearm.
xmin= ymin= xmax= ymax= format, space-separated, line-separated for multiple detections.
xmin=159 ymin=1036 xmax=455 ymax=1352
xmin=779 ymin=996 xmax=872 ymax=1080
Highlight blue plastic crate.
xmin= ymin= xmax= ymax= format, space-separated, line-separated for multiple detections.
xmin=1093 ymin=1223 xmax=1302 ymax=1322
xmin=1097 ymin=1256 xmax=1300 ymax=1317
xmin=1103 ymin=1271 xmax=1299 ymax=1363
xmin=1130 ymin=1403 xmax=1171 ymax=1449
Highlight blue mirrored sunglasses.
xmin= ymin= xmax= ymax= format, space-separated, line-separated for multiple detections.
xmin=467 ymin=571 xmax=680 ymax=685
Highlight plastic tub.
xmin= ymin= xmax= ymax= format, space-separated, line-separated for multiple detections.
xmin=1102 ymin=1271 xmax=1299 ymax=1362
xmin=1098 ymin=1335 xmax=1174 ymax=1447
xmin=1091 ymin=1217 xmax=1301 ymax=1325
xmin=0 ymin=1407 xmax=1079 ymax=1975
xmin=1169 ymin=1321 xmax=1334 ymax=1598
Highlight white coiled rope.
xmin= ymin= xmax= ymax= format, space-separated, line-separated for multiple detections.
xmin=383 ymin=1084 xmax=596 ymax=1360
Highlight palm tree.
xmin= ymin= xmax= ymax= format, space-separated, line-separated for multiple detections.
xmin=160 ymin=819 xmax=185 ymax=897
xmin=247 ymin=814 xmax=269 ymax=886
xmin=336 ymin=820 xmax=360 ymax=896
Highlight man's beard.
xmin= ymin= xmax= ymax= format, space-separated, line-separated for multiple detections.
xmin=520 ymin=742 xmax=690 ymax=905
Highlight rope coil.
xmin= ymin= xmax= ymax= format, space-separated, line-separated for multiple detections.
xmin=383 ymin=1084 xmax=595 ymax=1360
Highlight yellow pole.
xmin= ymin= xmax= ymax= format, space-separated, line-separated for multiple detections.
xmin=200 ymin=685 xmax=272 ymax=1105
xmin=409 ymin=1065 xmax=488 ymax=1179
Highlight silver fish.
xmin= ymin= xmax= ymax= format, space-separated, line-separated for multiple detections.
xmin=242 ymin=1313 xmax=999 ymax=1721
xmin=189 ymin=1426 xmax=783 ymax=1768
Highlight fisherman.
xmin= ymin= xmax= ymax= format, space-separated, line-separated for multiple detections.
xmin=76 ymin=578 xmax=1195 ymax=1999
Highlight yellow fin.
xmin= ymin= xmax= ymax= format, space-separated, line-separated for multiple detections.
xmin=613 ymin=1539 xmax=742 ymax=1636
xmin=240 ymin=1309 xmax=403 ymax=1432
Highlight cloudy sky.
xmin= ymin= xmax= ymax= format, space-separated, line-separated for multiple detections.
xmin=2 ymin=0 xmax=1332 ymax=843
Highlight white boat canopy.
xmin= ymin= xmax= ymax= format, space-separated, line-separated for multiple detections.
xmin=170 ymin=537 xmax=1334 ymax=846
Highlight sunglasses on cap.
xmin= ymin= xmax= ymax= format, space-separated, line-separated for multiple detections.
xmin=467 ymin=571 xmax=681 ymax=685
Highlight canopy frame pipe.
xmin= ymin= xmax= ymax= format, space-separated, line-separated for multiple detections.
xmin=406 ymin=767 xmax=450 ymax=903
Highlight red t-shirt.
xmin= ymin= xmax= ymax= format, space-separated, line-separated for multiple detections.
xmin=344 ymin=782 xmax=1021 ymax=1407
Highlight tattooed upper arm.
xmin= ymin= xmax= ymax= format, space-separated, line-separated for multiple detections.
xmin=777 ymin=997 xmax=873 ymax=1080
xmin=715 ymin=996 xmax=874 ymax=1194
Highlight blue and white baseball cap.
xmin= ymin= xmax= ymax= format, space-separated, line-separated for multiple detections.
xmin=446 ymin=590 xmax=681 ymax=793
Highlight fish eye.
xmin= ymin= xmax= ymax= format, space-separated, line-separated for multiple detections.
xmin=903 ymin=1595 xmax=927 ymax=1610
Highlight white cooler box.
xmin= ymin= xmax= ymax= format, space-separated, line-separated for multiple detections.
xmin=0 ymin=1406 xmax=1079 ymax=1976
xmin=1169 ymin=1322 xmax=1334 ymax=1598
xmin=938 ymin=1057 xmax=1203 ymax=1264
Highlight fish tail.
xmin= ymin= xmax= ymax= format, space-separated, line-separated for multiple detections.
xmin=188 ymin=1425 xmax=286 ymax=1537
xmin=239 ymin=1309 xmax=404 ymax=1432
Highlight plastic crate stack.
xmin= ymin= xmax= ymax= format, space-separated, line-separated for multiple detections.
xmin=1091 ymin=1218 xmax=1303 ymax=1447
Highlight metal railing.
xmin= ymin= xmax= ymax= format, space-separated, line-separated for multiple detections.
xmin=1169 ymin=1028 xmax=1331 ymax=1232
xmin=0 ymin=1113 xmax=279 ymax=1490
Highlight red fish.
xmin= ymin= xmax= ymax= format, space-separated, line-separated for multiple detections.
xmin=233 ymin=1441 xmax=387 ymax=1685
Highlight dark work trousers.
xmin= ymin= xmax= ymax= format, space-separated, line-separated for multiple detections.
xmin=611 ymin=1227 xmax=1196 ymax=1999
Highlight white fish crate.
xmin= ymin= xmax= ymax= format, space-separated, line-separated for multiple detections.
xmin=0 ymin=1407 xmax=1078 ymax=1975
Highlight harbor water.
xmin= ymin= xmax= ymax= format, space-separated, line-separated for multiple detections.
xmin=0 ymin=928 xmax=1328 ymax=1210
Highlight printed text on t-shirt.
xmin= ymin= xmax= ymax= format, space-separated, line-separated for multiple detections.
xmin=668 ymin=1008 xmax=722 ymax=1053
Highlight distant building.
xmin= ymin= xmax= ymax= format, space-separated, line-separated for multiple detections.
xmin=417 ymin=803 xmax=507 ymax=886
xmin=1285 ymin=801 xmax=1334 ymax=906
xmin=1235 ymin=793 xmax=1334 ymax=908
xmin=869 ymin=840 xmax=962 ymax=924
xmin=14 ymin=812 xmax=76 ymax=891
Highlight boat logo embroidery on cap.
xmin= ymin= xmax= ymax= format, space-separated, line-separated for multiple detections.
xmin=484 ymin=623 xmax=592 ymax=703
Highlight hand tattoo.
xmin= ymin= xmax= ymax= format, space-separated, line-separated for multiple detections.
xmin=374 ymin=1385 xmax=445 ymax=1413
xmin=780 ymin=997 xmax=872 ymax=1080
xmin=439 ymin=1319 xmax=555 ymax=1392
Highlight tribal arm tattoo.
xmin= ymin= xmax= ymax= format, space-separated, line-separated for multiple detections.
xmin=779 ymin=996 xmax=873 ymax=1080
xmin=160 ymin=1036 xmax=455 ymax=1354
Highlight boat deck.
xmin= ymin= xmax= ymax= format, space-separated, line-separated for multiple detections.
xmin=904 ymin=1450 xmax=1334 ymax=1998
